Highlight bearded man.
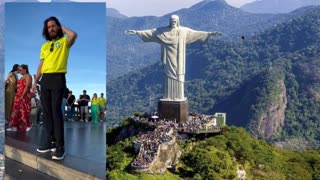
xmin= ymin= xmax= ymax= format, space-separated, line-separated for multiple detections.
xmin=32 ymin=16 xmax=77 ymax=160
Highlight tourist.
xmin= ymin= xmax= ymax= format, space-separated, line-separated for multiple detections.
xmin=79 ymin=90 xmax=90 ymax=122
xmin=66 ymin=90 xmax=75 ymax=121
xmin=98 ymin=92 xmax=106 ymax=122
xmin=33 ymin=16 xmax=77 ymax=160
xmin=91 ymin=93 xmax=99 ymax=123
xmin=5 ymin=64 xmax=19 ymax=123
xmin=7 ymin=64 xmax=33 ymax=132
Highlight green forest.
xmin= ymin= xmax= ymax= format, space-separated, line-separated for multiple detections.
xmin=107 ymin=121 xmax=320 ymax=180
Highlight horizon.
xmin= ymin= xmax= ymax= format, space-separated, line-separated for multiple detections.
xmin=36 ymin=0 xmax=256 ymax=17
xmin=104 ymin=0 xmax=256 ymax=17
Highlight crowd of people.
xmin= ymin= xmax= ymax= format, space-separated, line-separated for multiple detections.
xmin=4 ymin=63 xmax=107 ymax=133
xmin=33 ymin=88 xmax=107 ymax=125
xmin=131 ymin=114 xmax=219 ymax=170
xmin=132 ymin=112 xmax=218 ymax=134
xmin=131 ymin=121 xmax=175 ymax=169
xmin=177 ymin=115 xmax=217 ymax=133
xmin=63 ymin=90 xmax=106 ymax=123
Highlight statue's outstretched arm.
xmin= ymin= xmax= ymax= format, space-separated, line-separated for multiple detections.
xmin=210 ymin=31 xmax=223 ymax=36
xmin=125 ymin=30 xmax=137 ymax=34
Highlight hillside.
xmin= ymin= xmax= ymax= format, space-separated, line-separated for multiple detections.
xmin=106 ymin=0 xmax=301 ymax=80
xmin=107 ymin=6 xmax=320 ymax=149
xmin=107 ymin=123 xmax=320 ymax=179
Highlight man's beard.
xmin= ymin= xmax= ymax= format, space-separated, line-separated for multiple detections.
xmin=49 ymin=31 xmax=58 ymax=40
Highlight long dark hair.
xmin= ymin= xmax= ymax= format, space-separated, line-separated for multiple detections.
xmin=10 ymin=64 xmax=19 ymax=73
xmin=20 ymin=64 xmax=29 ymax=74
xmin=42 ymin=16 xmax=64 ymax=41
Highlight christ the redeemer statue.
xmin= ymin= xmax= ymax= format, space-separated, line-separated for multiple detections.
xmin=126 ymin=15 xmax=222 ymax=101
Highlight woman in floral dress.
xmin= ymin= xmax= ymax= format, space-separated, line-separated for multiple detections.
xmin=7 ymin=64 xmax=33 ymax=132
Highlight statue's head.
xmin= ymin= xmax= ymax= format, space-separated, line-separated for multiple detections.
xmin=170 ymin=15 xmax=180 ymax=28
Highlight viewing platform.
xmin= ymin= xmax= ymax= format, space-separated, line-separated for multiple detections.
xmin=177 ymin=126 xmax=221 ymax=134
xmin=5 ymin=120 xmax=106 ymax=179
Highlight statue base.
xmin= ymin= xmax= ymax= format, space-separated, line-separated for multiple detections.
xmin=158 ymin=99 xmax=188 ymax=123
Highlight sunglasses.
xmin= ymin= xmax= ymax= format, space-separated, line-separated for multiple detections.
xmin=50 ymin=43 xmax=54 ymax=52
xmin=18 ymin=69 xmax=23 ymax=72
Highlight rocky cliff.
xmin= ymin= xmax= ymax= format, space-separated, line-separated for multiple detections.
xmin=151 ymin=141 xmax=182 ymax=174
xmin=257 ymin=80 xmax=287 ymax=138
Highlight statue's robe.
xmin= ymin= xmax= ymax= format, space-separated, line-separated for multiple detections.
xmin=136 ymin=26 xmax=211 ymax=100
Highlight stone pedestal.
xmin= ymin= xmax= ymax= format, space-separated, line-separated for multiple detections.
xmin=158 ymin=100 xmax=188 ymax=123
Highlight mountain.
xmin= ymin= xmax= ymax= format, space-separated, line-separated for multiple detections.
xmin=241 ymin=0 xmax=320 ymax=14
xmin=106 ymin=8 xmax=127 ymax=18
xmin=107 ymin=6 xmax=320 ymax=149
xmin=106 ymin=0 xmax=308 ymax=81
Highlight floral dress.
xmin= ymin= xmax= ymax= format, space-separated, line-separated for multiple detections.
xmin=9 ymin=77 xmax=32 ymax=132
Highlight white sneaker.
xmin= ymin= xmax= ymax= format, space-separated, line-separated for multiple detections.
xmin=6 ymin=127 xmax=17 ymax=132
xmin=26 ymin=125 xmax=33 ymax=132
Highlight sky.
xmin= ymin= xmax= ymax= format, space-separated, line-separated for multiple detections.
xmin=104 ymin=0 xmax=256 ymax=17
xmin=36 ymin=0 xmax=256 ymax=17
xmin=5 ymin=2 xmax=106 ymax=101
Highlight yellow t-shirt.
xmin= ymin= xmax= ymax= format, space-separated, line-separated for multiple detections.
xmin=40 ymin=36 xmax=70 ymax=73
xmin=91 ymin=98 xmax=99 ymax=105
xmin=98 ymin=97 xmax=106 ymax=107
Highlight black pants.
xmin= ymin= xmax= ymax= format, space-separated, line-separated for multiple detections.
xmin=36 ymin=104 xmax=42 ymax=124
xmin=40 ymin=73 xmax=66 ymax=148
